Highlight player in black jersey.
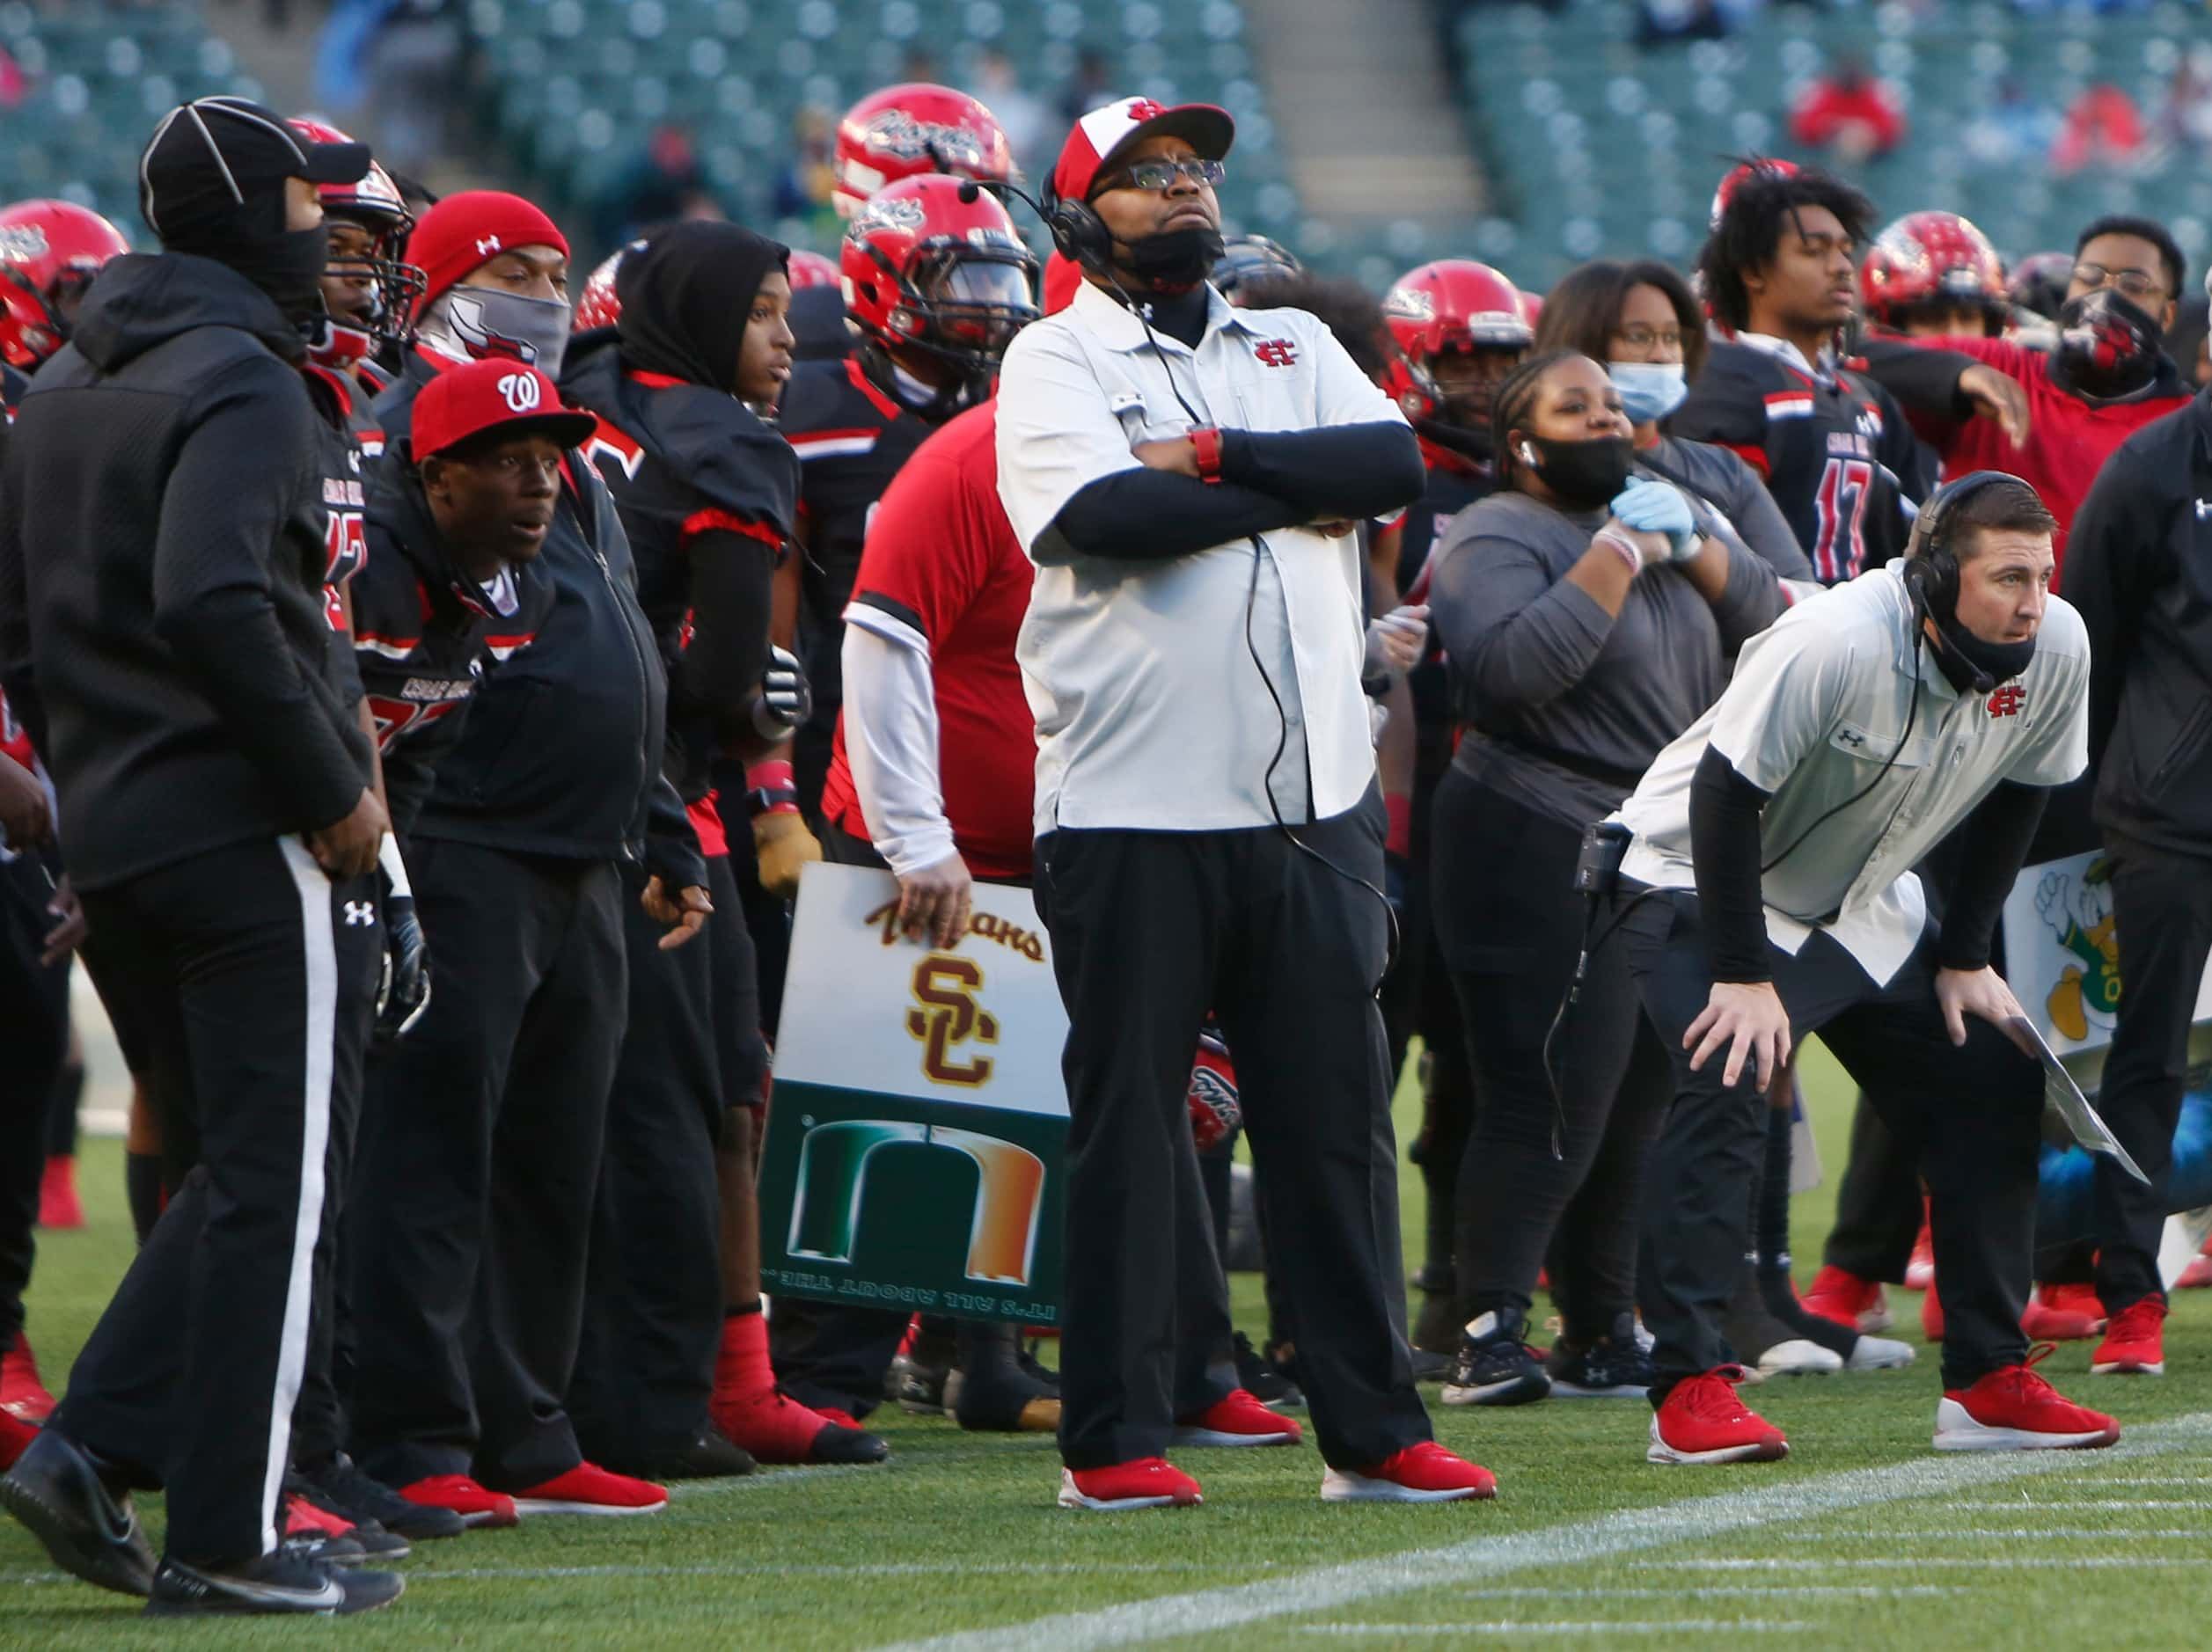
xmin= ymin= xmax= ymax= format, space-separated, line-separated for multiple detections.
xmin=774 ymin=172 xmax=1037 ymax=825
xmin=1676 ymin=163 xmax=1928 ymax=586
xmin=565 ymin=219 xmax=890 ymax=1474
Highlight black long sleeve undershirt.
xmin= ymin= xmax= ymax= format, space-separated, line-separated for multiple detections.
xmin=1934 ymin=779 xmax=2048 ymax=971
xmin=1689 ymin=743 xmax=1776 ymax=984
xmin=680 ymin=526 xmax=776 ymax=713
xmin=1042 ymin=422 xmax=1425 ymax=563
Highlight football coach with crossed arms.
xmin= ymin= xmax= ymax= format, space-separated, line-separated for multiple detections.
xmin=1606 ymin=470 xmax=2124 ymax=1467
xmin=995 ymin=96 xmax=1493 ymax=1511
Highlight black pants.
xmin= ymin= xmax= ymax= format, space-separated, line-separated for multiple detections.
xmin=0 ymin=854 xmax=71 ymax=1350
xmin=1036 ymin=790 xmax=1426 ymax=1471
xmin=2092 ymin=835 xmax=2212 ymax=1312
xmin=347 ymin=842 xmax=625 ymax=1490
xmin=571 ymin=852 xmax=748 ymax=1466
xmin=1431 ymin=772 xmax=1673 ymax=1341
xmin=1621 ymin=889 xmax=2041 ymax=1399
xmin=53 ymin=837 xmax=377 ymax=1565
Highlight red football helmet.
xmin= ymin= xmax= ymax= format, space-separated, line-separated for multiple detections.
xmin=0 ymin=199 xmax=129 ymax=369
xmin=288 ymin=119 xmax=423 ymax=360
xmin=787 ymin=247 xmax=841 ymax=290
xmin=573 ymin=246 xmax=629 ymax=331
xmin=832 ymin=84 xmax=1014 ymax=218
xmin=1380 ymin=260 xmax=1532 ymax=449
xmin=1860 ymin=211 xmax=2006 ymax=335
xmin=842 ymin=173 xmax=1036 ymax=396
xmin=1708 ymin=156 xmax=1801 ymax=231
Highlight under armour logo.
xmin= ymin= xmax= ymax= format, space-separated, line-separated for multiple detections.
xmin=1987 ymin=683 xmax=2026 ymax=719
xmin=2195 ymin=498 xmax=2212 ymax=520
xmin=1253 ymin=339 xmax=1298 ymax=369
xmin=498 ymin=371 xmax=541 ymax=413
xmin=343 ymin=901 xmax=377 ymax=927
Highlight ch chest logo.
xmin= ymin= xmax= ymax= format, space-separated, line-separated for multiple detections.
xmin=1253 ymin=339 xmax=1298 ymax=369
xmin=1987 ymin=683 xmax=2026 ymax=719
xmin=905 ymin=956 xmax=999 ymax=1086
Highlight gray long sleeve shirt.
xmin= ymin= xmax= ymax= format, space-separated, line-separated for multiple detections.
xmin=1429 ymin=488 xmax=1784 ymax=829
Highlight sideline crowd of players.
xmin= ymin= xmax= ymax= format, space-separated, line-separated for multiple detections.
xmin=0 ymin=66 xmax=2207 ymax=1616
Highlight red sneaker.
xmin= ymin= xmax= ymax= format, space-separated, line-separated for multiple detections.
xmin=712 ymin=1312 xmax=889 ymax=1466
xmin=398 ymin=1473 xmax=519 ymax=1530
xmin=2091 ymin=1297 xmax=2167 ymax=1376
xmin=1647 ymin=1367 xmax=1789 ymax=1466
xmin=1 ymin=1335 xmax=55 ymax=1423
xmin=37 ymin=1157 xmax=83 ymax=1231
xmin=283 ymin=1491 xmax=356 ymax=1540
xmin=0 ymin=1407 xmax=35 ymax=1472
xmin=1935 ymin=1346 xmax=2120 ymax=1451
xmin=811 ymin=1407 xmax=864 ymax=1430
xmin=1321 ymin=1441 xmax=1496 ymax=1503
xmin=1172 ymin=1389 xmax=1303 ymax=1448
xmin=1904 ymin=1210 xmax=1935 ymax=1292
xmin=2180 ymin=1236 xmax=2212 ymax=1290
xmin=508 ymin=1461 xmax=668 ymax=1517
xmin=1800 ymin=1265 xmax=1891 ymax=1333
xmin=2023 ymin=1283 xmax=2104 ymax=1341
xmin=1058 ymin=1458 xmax=1202 ymax=1510
xmin=1922 ymin=1282 xmax=1945 ymax=1342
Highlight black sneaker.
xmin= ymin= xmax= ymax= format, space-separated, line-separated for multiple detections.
xmin=631 ymin=1429 xmax=757 ymax=1481
xmin=0 ymin=1427 xmax=157 ymax=1597
xmin=1019 ymin=1340 xmax=1061 ymax=1394
xmin=1440 ymin=1308 xmax=1551 ymax=1407
xmin=300 ymin=1453 xmax=465 ymax=1541
xmin=283 ymin=1473 xmax=409 ymax=1561
xmin=1232 ymin=1333 xmax=1305 ymax=1410
xmin=143 ymin=1552 xmax=403 ymax=1617
xmin=890 ymin=1350 xmax=950 ymax=1415
xmin=1547 ymin=1314 xmax=1657 ymax=1399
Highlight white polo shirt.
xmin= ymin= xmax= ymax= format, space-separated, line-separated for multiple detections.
xmin=1615 ymin=561 xmax=2091 ymax=986
xmin=994 ymin=278 xmax=1402 ymax=833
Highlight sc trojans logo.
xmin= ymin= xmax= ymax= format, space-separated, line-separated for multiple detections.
xmin=905 ymin=955 xmax=1000 ymax=1086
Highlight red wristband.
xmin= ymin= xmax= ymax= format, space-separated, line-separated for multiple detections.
xmin=1190 ymin=426 xmax=1223 ymax=484
xmin=744 ymin=758 xmax=800 ymax=818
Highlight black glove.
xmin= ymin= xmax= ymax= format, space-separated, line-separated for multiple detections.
xmin=749 ymin=644 xmax=812 ymax=741
xmin=375 ymin=846 xmax=432 ymax=1043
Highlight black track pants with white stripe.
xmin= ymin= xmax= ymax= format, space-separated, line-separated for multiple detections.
xmin=53 ymin=837 xmax=378 ymax=1566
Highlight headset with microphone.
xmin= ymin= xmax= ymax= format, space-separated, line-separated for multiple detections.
xmin=1899 ymin=467 xmax=2014 ymax=699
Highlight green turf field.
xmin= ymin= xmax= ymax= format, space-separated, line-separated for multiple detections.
xmin=5 ymin=1042 xmax=2208 ymax=1648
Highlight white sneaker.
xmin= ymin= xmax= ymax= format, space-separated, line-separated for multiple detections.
xmin=1846 ymin=1334 xmax=1915 ymax=1371
xmin=1754 ymin=1338 xmax=1843 ymax=1378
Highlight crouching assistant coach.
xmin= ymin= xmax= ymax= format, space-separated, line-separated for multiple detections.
xmin=1608 ymin=471 xmax=2123 ymax=1466
xmin=996 ymin=95 xmax=1494 ymax=1510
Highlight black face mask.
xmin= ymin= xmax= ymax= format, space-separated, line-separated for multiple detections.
xmin=2054 ymin=289 xmax=2163 ymax=399
xmin=1520 ymin=433 xmax=1635 ymax=508
xmin=231 ymin=224 xmax=333 ymax=322
xmin=1415 ymin=417 xmax=1492 ymax=463
xmin=1930 ymin=613 xmax=2037 ymax=693
xmin=1117 ymin=225 xmax=1225 ymax=290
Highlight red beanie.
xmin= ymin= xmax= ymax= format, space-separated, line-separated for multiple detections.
xmin=407 ymin=190 xmax=570 ymax=320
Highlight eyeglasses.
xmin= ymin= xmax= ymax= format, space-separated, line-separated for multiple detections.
xmin=1613 ymin=324 xmax=1684 ymax=352
xmin=1097 ymin=157 xmax=1227 ymax=193
xmin=2072 ymin=262 xmax=2165 ymax=302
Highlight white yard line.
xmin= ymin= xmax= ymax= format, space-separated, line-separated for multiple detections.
xmin=1291 ymin=1622 xmax=1817 ymax=1636
xmin=879 ymin=1412 xmax=2212 ymax=1652
xmin=1448 ymin=1585 xmax=1952 ymax=1600
xmin=1636 ymin=1557 xmax=2208 ymax=1570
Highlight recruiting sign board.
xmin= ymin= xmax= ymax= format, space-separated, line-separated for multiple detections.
xmin=2002 ymin=849 xmax=2212 ymax=1073
xmin=758 ymin=863 xmax=1070 ymax=1327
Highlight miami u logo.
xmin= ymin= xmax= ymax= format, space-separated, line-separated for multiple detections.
xmin=905 ymin=955 xmax=999 ymax=1086
xmin=787 ymin=1120 xmax=1046 ymax=1286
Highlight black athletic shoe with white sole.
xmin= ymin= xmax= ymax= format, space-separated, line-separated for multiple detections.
xmin=1440 ymin=1308 xmax=1551 ymax=1407
xmin=143 ymin=1553 xmax=404 ymax=1617
xmin=0 ymin=1427 xmax=157 ymax=1597
xmin=300 ymin=1452 xmax=466 ymax=1540
xmin=1547 ymin=1316 xmax=1656 ymax=1399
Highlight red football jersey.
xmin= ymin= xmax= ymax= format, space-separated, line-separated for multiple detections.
xmin=819 ymin=402 xmax=1036 ymax=880
xmin=1901 ymin=336 xmax=2189 ymax=583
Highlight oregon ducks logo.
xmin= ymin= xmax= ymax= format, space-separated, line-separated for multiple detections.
xmin=787 ymin=1119 xmax=1045 ymax=1285
xmin=905 ymin=955 xmax=999 ymax=1086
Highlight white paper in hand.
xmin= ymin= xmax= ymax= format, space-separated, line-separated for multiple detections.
xmin=2003 ymin=1014 xmax=2150 ymax=1187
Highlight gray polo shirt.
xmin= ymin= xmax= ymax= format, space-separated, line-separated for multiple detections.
xmin=1616 ymin=561 xmax=2091 ymax=986
xmin=1429 ymin=489 xmax=1784 ymax=829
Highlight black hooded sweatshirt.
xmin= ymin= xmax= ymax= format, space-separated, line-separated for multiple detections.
xmin=561 ymin=221 xmax=801 ymax=807
xmin=0 ymin=252 xmax=372 ymax=890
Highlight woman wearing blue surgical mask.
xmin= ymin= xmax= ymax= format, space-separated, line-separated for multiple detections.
xmin=1537 ymin=261 xmax=1812 ymax=584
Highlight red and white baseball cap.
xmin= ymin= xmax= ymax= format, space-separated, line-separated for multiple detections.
xmin=1050 ymin=96 xmax=1234 ymax=206
xmin=410 ymin=358 xmax=597 ymax=460
xmin=407 ymin=190 xmax=570 ymax=319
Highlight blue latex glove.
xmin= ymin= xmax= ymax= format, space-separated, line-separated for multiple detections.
xmin=1610 ymin=477 xmax=1700 ymax=561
